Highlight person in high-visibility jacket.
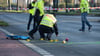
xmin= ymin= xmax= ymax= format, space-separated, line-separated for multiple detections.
xmin=31 ymin=0 xmax=45 ymax=31
xmin=37 ymin=0 xmax=45 ymax=16
xmin=28 ymin=0 xmax=45 ymax=39
xmin=39 ymin=13 xmax=58 ymax=40
xmin=79 ymin=0 xmax=92 ymax=32
xmin=27 ymin=0 xmax=38 ymax=32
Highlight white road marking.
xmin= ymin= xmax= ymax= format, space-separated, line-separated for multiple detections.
xmin=0 ymin=27 xmax=54 ymax=56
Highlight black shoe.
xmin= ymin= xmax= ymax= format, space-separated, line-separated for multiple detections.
xmin=79 ymin=29 xmax=84 ymax=32
xmin=88 ymin=25 xmax=92 ymax=31
xmin=48 ymin=38 xmax=51 ymax=40
xmin=28 ymin=33 xmax=34 ymax=40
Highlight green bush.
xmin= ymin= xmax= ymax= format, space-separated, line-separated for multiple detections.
xmin=0 ymin=20 xmax=8 ymax=26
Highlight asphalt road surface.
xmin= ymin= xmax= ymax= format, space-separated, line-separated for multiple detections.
xmin=0 ymin=13 xmax=100 ymax=56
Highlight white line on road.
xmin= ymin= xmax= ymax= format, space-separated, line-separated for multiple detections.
xmin=0 ymin=27 xmax=54 ymax=56
xmin=19 ymin=40 xmax=54 ymax=56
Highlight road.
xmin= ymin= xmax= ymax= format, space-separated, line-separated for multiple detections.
xmin=0 ymin=13 xmax=100 ymax=56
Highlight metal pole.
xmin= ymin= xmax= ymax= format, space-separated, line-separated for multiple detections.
xmin=10 ymin=0 xmax=11 ymax=10
xmin=23 ymin=0 xmax=24 ymax=8
xmin=7 ymin=0 xmax=8 ymax=7
xmin=53 ymin=0 xmax=58 ymax=12
xmin=65 ymin=0 xmax=68 ymax=12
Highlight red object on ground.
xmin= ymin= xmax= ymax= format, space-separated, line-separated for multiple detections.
xmin=65 ymin=38 xmax=69 ymax=41
xmin=0 ymin=31 xmax=40 ymax=56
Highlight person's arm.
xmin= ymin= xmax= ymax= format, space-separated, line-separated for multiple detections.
xmin=29 ymin=3 xmax=35 ymax=9
xmin=53 ymin=23 xmax=58 ymax=36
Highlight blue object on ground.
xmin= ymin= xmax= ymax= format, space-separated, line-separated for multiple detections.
xmin=6 ymin=35 xmax=30 ymax=40
xmin=20 ymin=36 xmax=30 ymax=39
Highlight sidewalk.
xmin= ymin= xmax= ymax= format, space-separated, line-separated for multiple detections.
xmin=0 ymin=30 xmax=41 ymax=56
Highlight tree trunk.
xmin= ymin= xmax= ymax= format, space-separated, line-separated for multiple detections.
xmin=53 ymin=0 xmax=58 ymax=12
xmin=8 ymin=0 xmax=11 ymax=10
xmin=17 ymin=0 xmax=18 ymax=11
xmin=27 ymin=0 xmax=29 ymax=8
xmin=64 ymin=0 xmax=68 ymax=13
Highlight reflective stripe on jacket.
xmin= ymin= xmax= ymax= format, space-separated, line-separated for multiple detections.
xmin=40 ymin=14 xmax=57 ymax=27
xmin=80 ymin=0 xmax=89 ymax=13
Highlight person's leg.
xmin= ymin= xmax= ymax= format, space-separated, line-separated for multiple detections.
xmin=33 ymin=16 xmax=37 ymax=29
xmin=28 ymin=23 xmax=39 ymax=40
xmin=28 ymin=9 xmax=41 ymax=39
xmin=82 ymin=21 xmax=85 ymax=31
xmin=28 ymin=26 xmax=38 ymax=39
xmin=47 ymin=33 xmax=53 ymax=40
xmin=39 ymin=25 xmax=45 ymax=40
xmin=31 ymin=9 xmax=42 ymax=34
xmin=84 ymin=12 xmax=91 ymax=26
xmin=32 ymin=21 xmax=39 ymax=34
xmin=79 ymin=13 xmax=85 ymax=31
xmin=28 ymin=16 xmax=38 ymax=39
xmin=84 ymin=12 xmax=92 ymax=31
xmin=32 ymin=15 xmax=43 ymax=34
xmin=27 ymin=14 xmax=33 ymax=31
xmin=39 ymin=30 xmax=45 ymax=39
xmin=46 ymin=27 xmax=54 ymax=40
xmin=28 ymin=29 xmax=34 ymax=39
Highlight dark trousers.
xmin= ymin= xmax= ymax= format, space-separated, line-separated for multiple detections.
xmin=28 ymin=9 xmax=45 ymax=39
xmin=27 ymin=14 xmax=33 ymax=30
xmin=39 ymin=25 xmax=54 ymax=40
xmin=27 ymin=9 xmax=40 ymax=31
xmin=28 ymin=16 xmax=42 ymax=36
xmin=81 ymin=12 xmax=91 ymax=30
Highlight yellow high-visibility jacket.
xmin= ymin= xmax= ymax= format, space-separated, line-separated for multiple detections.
xmin=29 ymin=2 xmax=37 ymax=15
xmin=37 ymin=0 xmax=44 ymax=16
xmin=40 ymin=14 xmax=57 ymax=27
xmin=80 ymin=0 xmax=89 ymax=13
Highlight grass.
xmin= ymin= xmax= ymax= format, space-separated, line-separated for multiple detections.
xmin=0 ymin=10 xmax=27 ymax=13
xmin=0 ymin=20 xmax=8 ymax=26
